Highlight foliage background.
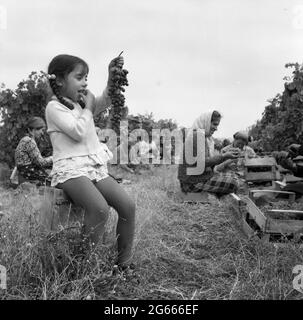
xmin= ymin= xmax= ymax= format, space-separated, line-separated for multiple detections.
xmin=248 ymin=63 xmax=303 ymax=152
xmin=0 ymin=72 xmax=52 ymax=168
xmin=0 ymin=72 xmax=179 ymax=168
xmin=2 ymin=62 xmax=302 ymax=168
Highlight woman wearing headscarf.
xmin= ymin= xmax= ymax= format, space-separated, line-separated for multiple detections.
xmin=177 ymin=111 xmax=240 ymax=195
xmin=15 ymin=116 xmax=53 ymax=185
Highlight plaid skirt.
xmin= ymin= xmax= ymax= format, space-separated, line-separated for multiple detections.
xmin=181 ymin=172 xmax=239 ymax=195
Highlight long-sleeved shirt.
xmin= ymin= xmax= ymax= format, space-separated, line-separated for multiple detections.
xmin=177 ymin=130 xmax=224 ymax=185
xmin=45 ymin=89 xmax=111 ymax=162
xmin=15 ymin=135 xmax=52 ymax=168
xmin=221 ymin=144 xmax=256 ymax=158
xmin=214 ymin=143 xmax=256 ymax=173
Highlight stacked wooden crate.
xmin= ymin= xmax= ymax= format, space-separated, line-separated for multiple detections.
xmin=230 ymin=189 xmax=303 ymax=244
xmin=244 ymin=157 xmax=280 ymax=184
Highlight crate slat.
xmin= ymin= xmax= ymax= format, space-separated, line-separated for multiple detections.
xmin=249 ymin=189 xmax=296 ymax=202
xmin=229 ymin=193 xmax=246 ymax=218
xmin=243 ymin=196 xmax=267 ymax=231
xmin=268 ymin=209 xmax=303 ymax=214
xmin=241 ymin=215 xmax=256 ymax=238
xmin=266 ymin=219 xmax=303 ymax=234
xmin=266 ymin=209 xmax=303 ymax=223
xmin=244 ymin=157 xmax=276 ymax=167
xmin=245 ymin=172 xmax=275 ymax=182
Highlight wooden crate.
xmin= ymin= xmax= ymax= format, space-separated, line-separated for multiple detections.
xmin=36 ymin=187 xmax=116 ymax=244
xmin=239 ymin=189 xmax=303 ymax=242
xmin=229 ymin=193 xmax=267 ymax=240
xmin=38 ymin=187 xmax=85 ymax=232
xmin=229 ymin=193 xmax=246 ymax=219
xmin=244 ymin=157 xmax=280 ymax=183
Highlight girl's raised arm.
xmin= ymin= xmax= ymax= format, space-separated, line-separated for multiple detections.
xmin=94 ymin=88 xmax=112 ymax=115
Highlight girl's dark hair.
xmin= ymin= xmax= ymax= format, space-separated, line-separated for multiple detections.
xmin=211 ymin=110 xmax=221 ymax=122
xmin=47 ymin=54 xmax=89 ymax=110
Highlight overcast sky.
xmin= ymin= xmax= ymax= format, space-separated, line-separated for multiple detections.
xmin=1 ymin=0 xmax=303 ymax=138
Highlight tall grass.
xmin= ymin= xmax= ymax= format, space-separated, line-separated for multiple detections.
xmin=0 ymin=165 xmax=303 ymax=300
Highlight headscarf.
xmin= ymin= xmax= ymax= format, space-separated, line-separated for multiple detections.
xmin=27 ymin=117 xmax=46 ymax=129
xmin=233 ymin=131 xmax=249 ymax=144
xmin=189 ymin=112 xmax=216 ymax=157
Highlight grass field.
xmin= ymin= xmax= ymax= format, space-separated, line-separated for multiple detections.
xmin=0 ymin=165 xmax=303 ymax=300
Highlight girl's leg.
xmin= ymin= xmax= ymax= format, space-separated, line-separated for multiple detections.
xmin=95 ymin=176 xmax=136 ymax=267
xmin=57 ymin=177 xmax=110 ymax=246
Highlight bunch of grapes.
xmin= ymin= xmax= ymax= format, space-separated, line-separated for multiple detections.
xmin=108 ymin=57 xmax=129 ymax=134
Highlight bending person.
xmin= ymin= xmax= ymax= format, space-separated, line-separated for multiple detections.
xmin=178 ymin=111 xmax=240 ymax=196
xmin=215 ymin=130 xmax=256 ymax=173
xmin=221 ymin=131 xmax=256 ymax=158
xmin=272 ymin=143 xmax=303 ymax=198
xmin=15 ymin=116 xmax=52 ymax=186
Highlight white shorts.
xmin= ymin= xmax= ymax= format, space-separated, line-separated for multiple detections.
xmin=50 ymin=154 xmax=109 ymax=187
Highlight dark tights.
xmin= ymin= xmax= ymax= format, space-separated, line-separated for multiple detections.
xmin=58 ymin=176 xmax=136 ymax=266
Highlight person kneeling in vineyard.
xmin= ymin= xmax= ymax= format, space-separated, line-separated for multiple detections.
xmin=213 ymin=131 xmax=256 ymax=193
xmin=14 ymin=117 xmax=53 ymax=186
xmin=272 ymin=143 xmax=303 ymax=198
xmin=178 ymin=111 xmax=240 ymax=197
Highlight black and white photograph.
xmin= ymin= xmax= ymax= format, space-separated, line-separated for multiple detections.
xmin=1 ymin=0 xmax=303 ymax=305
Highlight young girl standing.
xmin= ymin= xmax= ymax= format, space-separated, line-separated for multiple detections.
xmin=45 ymin=54 xmax=136 ymax=272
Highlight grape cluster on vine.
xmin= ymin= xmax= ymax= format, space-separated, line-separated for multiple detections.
xmin=108 ymin=62 xmax=129 ymax=133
